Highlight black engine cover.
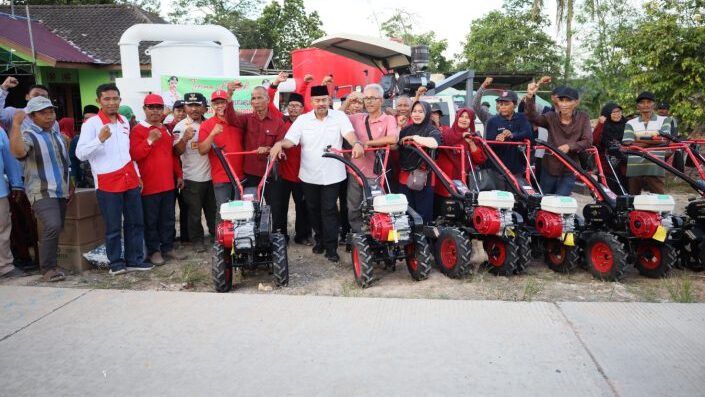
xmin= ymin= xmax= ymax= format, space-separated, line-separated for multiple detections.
xmin=583 ymin=203 xmax=613 ymax=227
xmin=686 ymin=199 xmax=705 ymax=223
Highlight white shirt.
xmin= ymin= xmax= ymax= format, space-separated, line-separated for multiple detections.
xmin=285 ymin=109 xmax=354 ymax=185
xmin=76 ymin=112 xmax=137 ymax=187
xmin=173 ymin=117 xmax=211 ymax=182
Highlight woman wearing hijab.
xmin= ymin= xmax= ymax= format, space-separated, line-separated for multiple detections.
xmin=396 ymin=101 xmax=443 ymax=223
xmin=433 ymin=108 xmax=486 ymax=217
xmin=593 ymin=102 xmax=627 ymax=192
xmin=58 ymin=117 xmax=75 ymax=140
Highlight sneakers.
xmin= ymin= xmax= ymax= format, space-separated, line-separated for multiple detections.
xmin=109 ymin=265 xmax=127 ymax=276
xmin=325 ymin=251 xmax=340 ymax=263
xmin=126 ymin=262 xmax=154 ymax=272
xmin=149 ymin=251 xmax=166 ymax=266
xmin=312 ymin=244 xmax=324 ymax=254
xmin=164 ymin=250 xmax=188 ymax=260
xmin=0 ymin=267 xmax=29 ymax=279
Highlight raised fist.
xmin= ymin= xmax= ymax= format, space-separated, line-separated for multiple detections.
xmin=183 ymin=125 xmax=195 ymax=142
xmin=148 ymin=128 xmax=162 ymax=144
xmin=98 ymin=125 xmax=111 ymax=143
xmin=276 ymin=72 xmax=288 ymax=84
xmin=321 ymin=75 xmax=333 ymax=85
xmin=227 ymin=80 xmax=243 ymax=92
xmin=210 ymin=123 xmax=223 ymax=137
xmin=1 ymin=76 xmax=19 ymax=91
xmin=481 ymin=77 xmax=493 ymax=88
xmin=303 ymin=74 xmax=314 ymax=83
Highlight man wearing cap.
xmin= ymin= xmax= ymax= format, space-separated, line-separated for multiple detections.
xmin=9 ymin=96 xmax=72 ymax=282
xmin=525 ymin=84 xmax=592 ymax=196
xmin=166 ymin=100 xmax=186 ymax=133
xmin=0 ymin=77 xmax=58 ymax=134
xmin=197 ymin=89 xmax=245 ymax=226
xmin=173 ymin=92 xmax=216 ymax=252
xmin=264 ymin=73 xmax=312 ymax=244
xmin=656 ymin=102 xmax=679 ymax=137
xmin=269 ymin=85 xmax=363 ymax=263
xmin=484 ymin=90 xmax=533 ymax=189
xmin=622 ymin=92 xmax=672 ymax=195
xmin=130 ymin=94 xmax=187 ymax=266
xmin=224 ymin=81 xmax=288 ymax=237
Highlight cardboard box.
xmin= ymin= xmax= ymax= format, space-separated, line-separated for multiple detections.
xmin=40 ymin=239 xmax=103 ymax=272
xmin=39 ymin=215 xmax=106 ymax=245
xmin=65 ymin=188 xmax=101 ymax=220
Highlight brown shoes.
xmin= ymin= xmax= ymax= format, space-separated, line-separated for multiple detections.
xmin=164 ymin=250 xmax=188 ymax=260
xmin=150 ymin=252 xmax=165 ymax=266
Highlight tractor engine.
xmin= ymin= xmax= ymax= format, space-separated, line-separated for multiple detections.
xmin=368 ymin=194 xmax=412 ymax=243
xmin=472 ymin=190 xmax=515 ymax=235
xmin=629 ymin=194 xmax=676 ymax=240
xmin=217 ymin=200 xmax=256 ymax=249
xmin=536 ymin=196 xmax=578 ymax=240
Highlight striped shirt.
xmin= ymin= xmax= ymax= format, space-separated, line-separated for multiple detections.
xmin=20 ymin=122 xmax=70 ymax=203
xmin=623 ymin=113 xmax=672 ymax=177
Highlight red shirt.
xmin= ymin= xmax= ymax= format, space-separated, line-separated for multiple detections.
xmin=224 ymin=106 xmax=286 ymax=177
xmin=199 ymin=117 xmax=245 ymax=184
xmin=129 ymin=121 xmax=182 ymax=196
xmin=434 ymin=126 xmax=486 ymax=197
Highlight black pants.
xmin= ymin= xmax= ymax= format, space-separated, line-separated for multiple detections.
xmin=182 ymin=180 xmax=216 ymax=244
xmin=338 ymin=178 xmax=350 ymax=239
xmin=142 ymin=190 xmax=176 ymax=255
xmin=244 ymin=173 xmax=287 ymax=236
xmin=302 ymin=181 xmax=341 ymax=254
xmin=270 ymin=179 xmax=311 ymax=240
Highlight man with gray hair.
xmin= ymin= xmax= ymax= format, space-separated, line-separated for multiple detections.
xmin=224 ymin=82 xmax=287 ymax=234
xmin=345 ymin=84 xmax=399 ymax=233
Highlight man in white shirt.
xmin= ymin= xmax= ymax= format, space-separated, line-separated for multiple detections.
xmin=173 ymin=92 xmax=216 ymax=252
xmin=270 ymin=85 xmax=363 ymax=262
xmin=76 ymin=83 xmax=153 ymax=275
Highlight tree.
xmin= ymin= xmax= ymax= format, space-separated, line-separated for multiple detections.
xmin=379 ymin=10 xmax=452 ymax=73
xmin=457 ymin=3 xmax=563 ymax=76
xmin=255 ymin=0 xmax=325 ymax=68
xmin=613 ymin=0 xmax=705 ymax=132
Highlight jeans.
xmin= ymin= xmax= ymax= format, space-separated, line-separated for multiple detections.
xmin=96 ymin=188 xmax=145 ymax=267
xmin=539 ymin=169 xmax=577 ymax=196
xmin=142 ymin=190 xmax=176 ymax=255
xmin=33 ymin=198 xmax=67 ymax=271
xmin=301 ymin=182 xmax=341 ymax=254
xmin=399 ymin=184 xmax=434 ymax=224
xmin=182 ymin=180 xmax=216 ymax=244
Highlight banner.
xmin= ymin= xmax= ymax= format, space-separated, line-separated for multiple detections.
xmin=160 ymin=74 xmax=279 ymax=111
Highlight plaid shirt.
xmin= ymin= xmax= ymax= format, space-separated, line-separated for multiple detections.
xmin=21 ymin=122 xmax=70 ymax=203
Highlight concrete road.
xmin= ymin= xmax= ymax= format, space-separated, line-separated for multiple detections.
xmin=0 ymin=286 xmax=703 ymax=397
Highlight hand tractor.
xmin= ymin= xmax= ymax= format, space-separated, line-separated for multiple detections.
xmin=404 ymin=141 xmax=529 ymax=277
xmin=323 ymin=146 xmax=433 ymax=288
xmin=210 ymin=146 xmax=289 ymax=292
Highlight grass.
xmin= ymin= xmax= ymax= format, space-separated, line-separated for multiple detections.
xmin=180 ymin=263 xmax=210 ymax=287
xmin=664 ymin=273 xmax=695 ymax=303
xmin=340 ymin=280 xmax=363 ymax=297
xmin=521 ymin=279 xmax=543 ymax=301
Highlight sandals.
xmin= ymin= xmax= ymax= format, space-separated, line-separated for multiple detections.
xmin=42 ymin=268 xmax=66 ymax=282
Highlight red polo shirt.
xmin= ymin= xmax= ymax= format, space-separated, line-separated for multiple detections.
xmin=129 ymin=121 xmax=182 ymax=196
xmin=224 ymin=106 xmax=286 ymax=177
xmin=199 ymin=116 xmax=245 ymax=184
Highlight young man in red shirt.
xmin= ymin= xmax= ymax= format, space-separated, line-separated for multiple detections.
xmin=197 ymin=89 xmax=245 ymax=225
xmin=130 ymin=94 xmax=187 ymax=266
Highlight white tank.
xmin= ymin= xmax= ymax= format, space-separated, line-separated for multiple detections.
xmin=477 ymin=190 xmax=515 ymax=209
xmin=373 ymin=194 xmax=408 ymax=214
xmin=220 ymin=200 xmax=254 ymax=221
xmin=633 ymin=194 xmax=675 ymax=213
xmin=148 ymin=41 xmax=225 ymax=77
xmin=541 ymin=196 xmax=578 ymax=215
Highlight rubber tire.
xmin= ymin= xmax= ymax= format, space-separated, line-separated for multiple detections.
xmin=484 ymin=235 xmax=518 ymax=277
xmin=271 ymin=233 xmax=289 ymax=286
xmin=434 ymin=227 xmax=472 ymax=279
xmin=545 ymin=239 xmax=582 ymax=273
xmin=585 ymin=232 xmax=626 ymax=281
xmin=514 ymin=231 xmax=532 ymax=274
xmin=406 ymin=232 xmax=433 ymax=281
xmin=351 ymin=233 xmax=375 ymax=288
xmin=212 ymin=243 xmax=233 ymax=293
xmin=634 ymin=240 xmax=676 ymax=278
xmin=683 ymin=239 xmax=705 ymax=272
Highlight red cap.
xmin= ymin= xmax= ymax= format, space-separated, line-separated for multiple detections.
xmin=144 ymin=94 xmax=164 ymax=106
xmin=211 ymin=89 xmax=229 ymax=101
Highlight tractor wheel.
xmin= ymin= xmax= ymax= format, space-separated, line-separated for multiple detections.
xmin=212 ymin=243 xmax=233 ymax=293
xmin=514 ymin=231 xmax=532 ymax=274
xmin=585 ymin=232 xmax=626 ymax=281
xmin=405 ymin=232 xmax=433 ymax=281
xmin=271 ymin=233 xmax=289 ymax=286
xmin=683 ymin=239 xmax=705 ymax=272
xmin=351 ymin=233 xmax=374 ymax=288
xmin=434 ymin=227 xmax=472 ymax=279
xmin=545 ymin=239 xmax=582 ymax=273
xmin=634 ymin=240 xmax=676 ymax=278
xmin=484 ymin=236 xmax=518 ymax=276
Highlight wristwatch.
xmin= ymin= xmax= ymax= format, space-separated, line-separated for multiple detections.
xmin=353 ymin=141 xmax=363 ymax=147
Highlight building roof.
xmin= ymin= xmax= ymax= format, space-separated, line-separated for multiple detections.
xmin=239 ymin=49 xmax=273 ymax=70
xmin=0 ymin=13 xmax=96 ymax=65
xmin=0 ymin=4 xmax=165 ymax=65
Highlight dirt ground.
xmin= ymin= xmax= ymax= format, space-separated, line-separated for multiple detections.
xmin=3 ymin=187 xmax=705 ymax=303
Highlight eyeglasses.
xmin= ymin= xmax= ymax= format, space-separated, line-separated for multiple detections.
xmin=145 ymin=105 xmax=164 ymax=110
xmin=363 ymin=97 xmax=381 ymax=102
